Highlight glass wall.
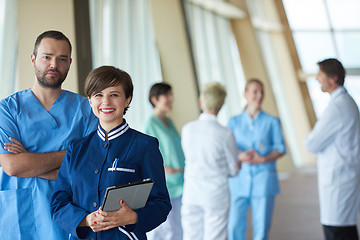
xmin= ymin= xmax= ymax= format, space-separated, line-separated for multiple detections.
xmin=183 ymin=1 xmax=246 ymax=126
xmin=0 ymin=0 xmax=17 ymax=99
xmin=245 ymin=0 xmax=302 ymax=167
xmin=89 ymin=0 xmax=162 ymax=130
xmin=283 ymin=0 xmax=360 ymax=117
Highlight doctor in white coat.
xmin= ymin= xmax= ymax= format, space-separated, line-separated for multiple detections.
xmin=181 ymin=82 xmax=241 ymax=240
xmin=305 ymin=58 xmax=360 ymax=240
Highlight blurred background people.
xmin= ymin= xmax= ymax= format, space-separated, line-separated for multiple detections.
xmin=305 ymin=58 xmax=360 ymax=240
xmin=144 ymin=83 xmax=185 ymax=240
xmin=227 ymin=79 xmax=286 ymax=240
xmin=181 ymin=82 xmax=241 ymax=240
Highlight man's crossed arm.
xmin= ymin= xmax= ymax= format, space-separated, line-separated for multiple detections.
xmin=0 ymin=137 xmax=65 ymax=181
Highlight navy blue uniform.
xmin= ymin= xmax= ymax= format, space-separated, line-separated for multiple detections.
xmin=51 ymin=121 xmax=171 ymax=240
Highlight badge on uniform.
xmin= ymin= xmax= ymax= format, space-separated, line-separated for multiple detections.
xmin=259 ymin=141 xmax=264 ymax=150
xmin=108 ymin=158 xmax=135 ymax=173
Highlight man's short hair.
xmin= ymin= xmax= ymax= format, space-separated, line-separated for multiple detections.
xmin=200 ymin=82 xmax=226 ymax=112
xmin=317 ymin=58 xmax=346 ymax=86
xmin=33 ymin=30 xmax=72 ymax=57
xmin=148 ymin=82 xmax=172 ymax=108
xmin=84 ymin=65 xmax=133 ymax=115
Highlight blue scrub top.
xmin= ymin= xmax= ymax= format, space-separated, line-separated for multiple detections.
xmin=0 ymin=89 xmax=98 ymax=240
xmin=51 ymin=121 xmax=171 ymax=240
xmin=227 ymin=110 xmax=286 ymax=197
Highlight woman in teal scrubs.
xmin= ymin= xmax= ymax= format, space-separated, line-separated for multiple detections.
xmin=144 ymin=83 xmax=185 ymax=240
xmin=227 ymin=79 xmax=286 ymax=240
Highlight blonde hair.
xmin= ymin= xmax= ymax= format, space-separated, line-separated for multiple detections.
xmin=245 ymin=78 xmax=264 ymax=92
xmin=200 ymin=82 xmax=226 ymax=112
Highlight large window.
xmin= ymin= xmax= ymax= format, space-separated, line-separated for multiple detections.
xmin=183 ymin=1 xmax=246 ymax=126
xmin=89 ymin=0 xmax=162 ymax=130
xmin=0 ymin=0 xmax=17 ymax=99
xmin=245 ymin=0 xmax=303 ymax=167
xmin=283 ymin=0 xmax=360 ymax=117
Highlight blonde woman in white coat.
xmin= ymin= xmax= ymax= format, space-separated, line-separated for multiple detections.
xmin=181 ymin=82 xmax=241 ymax=240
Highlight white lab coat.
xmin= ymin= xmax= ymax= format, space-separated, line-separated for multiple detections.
xmin=181 ymin=113 xmax=239 ymax=240
xmin=305 ymin=86 xmax=360 ymax=226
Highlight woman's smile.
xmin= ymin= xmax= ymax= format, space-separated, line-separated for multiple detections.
xmin=100 ymin=108 xmax=115 ymax=113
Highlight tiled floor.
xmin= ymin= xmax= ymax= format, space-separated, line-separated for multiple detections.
xmin=246 ymin=168 xmax=324 ymax=240
xmin=269 ymin=168 xmax=323 ymax=240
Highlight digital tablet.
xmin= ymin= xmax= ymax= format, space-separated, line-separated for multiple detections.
xmin=102 ymin=178 xmax=154 ymax=212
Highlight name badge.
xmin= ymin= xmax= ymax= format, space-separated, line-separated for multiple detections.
xmin=108 ymin=158 xmax=135 ymax=173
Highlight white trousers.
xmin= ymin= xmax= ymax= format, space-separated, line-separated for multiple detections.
xmin=147 ymin=196 xmax=183 ymax=240
xmin=181 ymin=201 xmax=229 ymax=240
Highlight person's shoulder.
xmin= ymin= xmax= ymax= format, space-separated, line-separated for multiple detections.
xmin=69 ymin=130 xmax=97 ymax=149
xmin=62 ymin=90 xmax=93 ymax=113
xmin=143 ymin=114 xmax=161 ymax=133
xmin=130 ymin=128 xmax=159 ymax=146
xmin=0 ymin=89 xmax=32 ymax=111
xmin=333 ymin=90 xmax=359 ymax=116
xmin=227 ymin=112 xmax=244 ymax=125
xmin=144 ymin=114 xmax=158 ymax=125
xmin=340 ymin=89 xmax=357 ymax=104
xmin=211 ymin=120 xmax=234 ymax=138
xmin=62 ymin=90 xmax=88 ymax=103
xmin=183 ymin=119 xmax=197 ymax=127
xmin=63 ymin=131 xmax=97 ymax=166
xmin=146 ymin=114 xmax=159 ymax=124
xmin=182 ymin=119 xmax=198 ymax=132
xmin=259 ymin=111 xmax=282 ymax=129
xmin=217 ymin=121 xmax=233 ymax=132
xmin=1 ymin=89 xmax=31 ymax=102
xmin=131 ymin=128 xmax=157 ymax=141
xmin=230 ymin=112 xmax=246 ymax=120
xmin=260 ymin=111 xmax=280 ymax=122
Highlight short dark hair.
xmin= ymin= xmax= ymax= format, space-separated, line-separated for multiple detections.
xmin=148 ymin=82 xmax=172 ymax=108
xmin=84 ymin=66 xmax=134 ymax=115
xmin=317 ymin=58 xmax=345 ymax=86
xmin=33 ymin=30 xmax=72 ymax=57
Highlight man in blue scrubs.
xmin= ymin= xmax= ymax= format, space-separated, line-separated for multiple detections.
xmin=0 ymin=30 xmax=98 ymax=240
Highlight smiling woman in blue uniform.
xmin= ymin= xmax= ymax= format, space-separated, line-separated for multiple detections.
xmin=51 ymin=66 xmax=171 ymax=240
xmin=227 ymin=79 xmax=286 ymax=240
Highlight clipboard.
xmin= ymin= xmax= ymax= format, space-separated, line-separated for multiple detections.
xmin=102 ymin=178 xmax=154 ymax=212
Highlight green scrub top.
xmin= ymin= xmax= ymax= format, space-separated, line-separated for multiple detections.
xmin=143 ymin=114 xmax=184 ymax=199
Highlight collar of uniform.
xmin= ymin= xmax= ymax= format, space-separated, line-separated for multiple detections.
xmin=97 ymin=120 xmax=130 ymax=142
xmin=244 ymin=109 xmax=262 ymax=121
xmin=330 ymin=86 xmax=345 ymax=100
xmin=199 ymin=112 xmax=217 ymax=121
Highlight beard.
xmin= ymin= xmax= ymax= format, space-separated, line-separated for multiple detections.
xmin=320 ymin=84 xmax=329 ymax=93
xmin=35 ymin=69 xmax=67 ymax=89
